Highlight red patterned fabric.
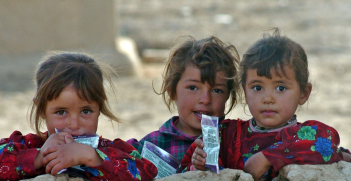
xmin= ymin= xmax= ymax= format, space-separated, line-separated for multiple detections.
xmin=180 ymin=118 xmax=344 ymax=178
xmin=0 ymin=131 xmax=157 ymax=181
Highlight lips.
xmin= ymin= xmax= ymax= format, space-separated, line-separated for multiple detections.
xmin=261 ymin=109 xmax=277 ymax=116
xmin=194 ymin=111 xmax=211 ymax=119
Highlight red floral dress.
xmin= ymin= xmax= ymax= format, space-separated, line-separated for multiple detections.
xmin=0 ymin=131 xmax=157 ymax=181
xmin=180 ymin=118 xmax=344 ymax=179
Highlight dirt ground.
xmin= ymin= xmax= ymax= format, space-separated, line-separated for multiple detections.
xmin=1 ymin=0 xmax=351 ymax=150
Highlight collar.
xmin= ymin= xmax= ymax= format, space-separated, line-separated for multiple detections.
xmin=249 ymin=115 xmax=297 ymax=133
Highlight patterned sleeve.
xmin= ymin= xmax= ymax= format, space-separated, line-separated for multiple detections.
xmin=82 ymin=138 xmax=158 ymax=181
xmin=126 ymin=131 xmax=160 ymax=155
xmin=178 ymin=141 xmax=196 ymax=172
xmin=126 ymin=138 xmax=144 ymax=154
xmin=261 ymin=120 xmax=343 ymax=172
xmin=0 ymin=131 xmax=45 ymax=180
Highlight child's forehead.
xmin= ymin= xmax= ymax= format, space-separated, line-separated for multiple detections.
xmin=60 ymin=83 xmax=93 ymax=102
xmin=182 ymin=64 xmax=228 ymax=84
xmin=248 ymin=66 xmax=295 ymax=80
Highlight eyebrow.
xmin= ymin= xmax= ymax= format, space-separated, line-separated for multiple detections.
xmin=214 ymin=83 xmax=228 ymax=87
xmin=185 ymin=79 xmax=228 ymax=87
xmin=273 ymin=80 xmax=288 ymax=84
xmin=48 ymin=106 xmax=67 ymax=110
xmin=81 ymin=105 xmax=94 ymax=109
xmin=184 ymin=78 xmax=201 ymax=82
xmin=247 ymin=80 xmax=262 ymax=85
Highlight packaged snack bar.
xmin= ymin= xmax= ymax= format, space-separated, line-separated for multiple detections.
xmin=54 ymin=128 xmax=99 ymax=148
xmin=71 ymin=134 xmax=99 ymax=148
xmin=141 ymin=141 xmax=180 ymax=178
xmin=201 ymin=114 xmax=220 ymax=174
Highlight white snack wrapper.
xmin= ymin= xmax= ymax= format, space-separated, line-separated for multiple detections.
xmin=201 ymin=114 xmax=220 ymax=174
xmin=141 ymin=141 xmax=180 ymax=178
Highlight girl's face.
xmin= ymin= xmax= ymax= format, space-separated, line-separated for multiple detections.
xmin=43 ymin=83 xmax=100 ymax=136
xmin=244 ymin=67 xmax=311 ymax=129
xmin=174 ymin=64 xmax=230 ymax=136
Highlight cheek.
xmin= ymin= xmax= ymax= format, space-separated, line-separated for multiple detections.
xmin=245 ymin=93 xmax=256 ymax=105
xmin=175 ymin=93 xmax=192 ymax=107
xmin=213 ymin=97 xmax=228 ymax=113
xmin=46 ymin=122 xmax=58 ymax=135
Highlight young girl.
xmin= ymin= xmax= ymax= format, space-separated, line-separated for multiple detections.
xmin=127 ymin=36 xmax=240 ymax=162
xmin=0 ymin=52 xmax=157 ymax=180
xmin=180 ymin=29 xmax=351 ymax=180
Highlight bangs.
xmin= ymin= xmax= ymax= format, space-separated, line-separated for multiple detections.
xmin=243 ymin=39 xmax=291 ymax=79
xmin=194 ymin=42 xmax=231 ymax=86
xmin=44 ymin=62 xmax=104 ymax=104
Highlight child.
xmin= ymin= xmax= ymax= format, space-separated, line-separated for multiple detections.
xmin=127 ymin=36 xmax=240 ymax=162
xmin=0 ymin=52 xmax=157 ymax=180
xmin=180 ymin=29 xmax=351 ymax=180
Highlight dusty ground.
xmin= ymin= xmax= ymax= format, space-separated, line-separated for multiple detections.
xmin=1 ymin=0 xmax=351 ymax=150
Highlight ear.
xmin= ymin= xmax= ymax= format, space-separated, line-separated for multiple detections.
xmin=299 ymin=83 xmax=312 ymax=105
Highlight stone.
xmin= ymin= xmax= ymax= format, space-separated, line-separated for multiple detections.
xmin=155 ymin=169 xmax=254 ymax=181
xmin=21 ymin=174 xmax=87 ymax=181
xmin=274 ymin=161 xmax=351 ymax=181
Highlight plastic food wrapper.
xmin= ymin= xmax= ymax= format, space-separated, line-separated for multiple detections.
xmin=54 ymin=128 xmax=99 ymax=148
xmin=201 ymin=114 xmax=220 ymax=174
xmin=141 ymin=141 xmax=180 ymax=178
xmin=54 ymin=128 xmax=100 ymax=175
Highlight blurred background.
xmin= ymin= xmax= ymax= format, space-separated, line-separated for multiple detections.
xmin=0 ymin=0 xmax=351 ymax=149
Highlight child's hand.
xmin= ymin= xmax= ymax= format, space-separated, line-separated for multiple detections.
xmin=42 ymin=135 xmax=103 ymax=175
xmin=191 ymin=139 xmax=207 ymax=171
xmin=34 ymin=132 xmax=72 ymax=170
xmin=243 ymin=151 xmax=272 ymax=181
xmin=342 ymin=152 xmax=351 ymax=162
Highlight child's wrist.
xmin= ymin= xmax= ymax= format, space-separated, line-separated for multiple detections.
xmin=84 ymin=147 xmax=103 ymax=167
xmin=34 ymin=150 xmax=43 ymax=170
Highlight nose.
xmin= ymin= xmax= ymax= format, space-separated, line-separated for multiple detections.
xmin=69 ymin=115 xmax=80 ymax=130
xmin=199 ymin=90 xmax=211 ymax=105
xmin=263 ymin=91 xmax=274 ymax=104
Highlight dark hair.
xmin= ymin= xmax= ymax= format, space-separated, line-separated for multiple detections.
xmin=240 ymin=28 xmax=309 ymax=92
xmin=159 ymin=36 xmax=240 ymax=114
xmin=30 ymin=51 xmax=119 ymax=136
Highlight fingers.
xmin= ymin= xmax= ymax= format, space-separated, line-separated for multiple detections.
xmin=64 ymin=134 xmax=74 ymax=144
xmin=191 ymin=156 xmax=206 ymax=171
xmin=45 ymin=132 xmax=70 ymax=146
xmin=194 ymin=139 xmax=204 ymax=148
xmin=192 ymin=151 xmax=206 ymax=165
xmin=195 ymin=146 xmax=207 ymax=158
xmin=42 ymin=146 xmax=58 ymax=158
xmin=45 ymin=158 xmax=61 ymax=175
xmin=191 ymin=147 xmax=206 ymax=171
xmin=43 ymin=150 xmax=60 ymax=174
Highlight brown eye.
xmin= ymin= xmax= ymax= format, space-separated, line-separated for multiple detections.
xmin=188 ymin=86 xmax=197 ymax=90
xmin=253 ymin=86 xmax=262 ymax=91
xmin=276 ymin=86 xmax=286 ymax=91
xmin=82 ymin=109 xmax=92 ymax=114
xmin=213 ymin=89 xmax=223 ymax=94
xmin=56 ymin=110 xmax=66 ymax=115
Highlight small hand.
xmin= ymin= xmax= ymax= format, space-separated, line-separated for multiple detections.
xmin=43 ymin=136 xmax=103 ymax=175
xmin=191 ymin=139 xmax=207 ymax=171
xmin=342 ymin=152 xmax=351 ymax=162
xmin=243 ymin=152 xmax=272 ymax=181
xmin=42 ymin=136 xmax=80 ymax=175
xmin=34 ymin=132 xmax=72 ymax=170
